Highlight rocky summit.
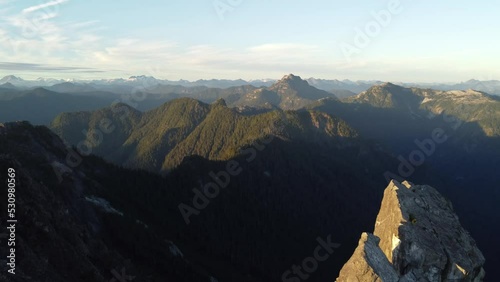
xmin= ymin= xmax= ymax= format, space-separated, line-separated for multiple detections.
xmin=337 ymin=180 xmax=485 ymax=282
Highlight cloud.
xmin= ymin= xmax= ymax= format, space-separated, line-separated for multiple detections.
xmin=22 ymin=0 xmax=68 ymax=14
xmin=0 ymin=0 xmax=16 ymax=6
xmin=69 ymin=20 xmax=101 ymax=29
xmin=0 ymin=2 xmax=341 ymax=79
xmin=0 ymin=0 xmax=106 ymax=72
xmin=3 ymin=0 xmax=68 ymax=41
xmin=248 ymin=43 xmax=319 ymax=53
xmin=0 ymin=62 xmax=104 ymax=73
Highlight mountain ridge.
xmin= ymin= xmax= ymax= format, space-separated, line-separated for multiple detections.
xmin=4 ymin=74 xmax=499 ymax=95
xmin=230 ymin=74 xmax=338 ymax=110
xmin=51 ymin=97 xmax=359 ymax=173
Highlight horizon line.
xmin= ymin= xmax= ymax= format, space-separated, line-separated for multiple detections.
xmin=0 ymin=74 xmax=497 ymax=85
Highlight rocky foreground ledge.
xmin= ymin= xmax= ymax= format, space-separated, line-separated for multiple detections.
xmin=337 ymin=180 xmax=485 ymax=282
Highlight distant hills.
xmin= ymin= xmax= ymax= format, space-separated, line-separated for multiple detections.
xmin=404 ymin=79 xmax=500 ymax=96
xmin=0 ymin=87 xmax=117 ymax=125
xmin=0 ymin=122 xmax=229 ymax=282
xmin=343 ymin=82 xmax=500 ymax=137
xmin=3 ymin=74 xmax=500 ymax=96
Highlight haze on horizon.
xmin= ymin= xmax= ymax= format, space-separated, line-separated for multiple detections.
xmin=0 ymin=0 xmax=498 ymax=83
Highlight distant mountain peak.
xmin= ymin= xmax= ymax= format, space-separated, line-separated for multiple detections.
xmin=1 ymin=75 xmax=21 ymax=80
xmin=278 ymin=74 xmax=304 ymax=84
xmin=365 ymin=82 xmax=411 ymax=94
xmin=31 ymin=87 xmax=55 ymax=95
xmin=350 ymin=83 xmax=422 ymax=109
xmin=272 ymin=74 xmax=310 ymax=88
xmin=379 ymin=82 xmax=395 ymax=87
xmin=128 ymin=75 xmax=157 ymax=81
xmin=111 ymin=101 xmax=134 ymax=109
xmin=230 ymin=74 xmax=338 ymax=110
xmin=0 ymin=82 xmax=16 ymax=89
xmin=212 ymin=98 xmax=227 ymax=107
xmin=0 ymin=75 xmax=23 ymax=83
xmin=373 ymin=82 xmax=403 ymax=90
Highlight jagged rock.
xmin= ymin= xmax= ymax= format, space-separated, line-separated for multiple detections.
xmin=212 ymin=98 xmax=227 ymax=107
xmin=337 ymin=233 xmax=399 ymax=282
xmin=337 ymin=180 xmax=485 ymax=282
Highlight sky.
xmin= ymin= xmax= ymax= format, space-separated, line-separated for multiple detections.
xmin=0 ymin=0 xmax=499 ymax=82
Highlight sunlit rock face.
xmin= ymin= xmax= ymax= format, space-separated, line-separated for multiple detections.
xmin=337 ymin=180 xmax=485 ymax=282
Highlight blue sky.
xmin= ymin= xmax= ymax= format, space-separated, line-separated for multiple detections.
xmin=0 ymin=0 xmax=498 ymax=82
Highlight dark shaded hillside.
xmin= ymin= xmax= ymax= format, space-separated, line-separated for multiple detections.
xmin=0 ymin=121 xmax=399 ymax=281
xmin=343 ymin=83 xmax=500 ymax=137
xmin=160 ymin=138 xmax=403 ymax=281
xmin=0 ymin=118 xmax=432 ymax=281
xmin=0 ymin=122 xmax=217 ymax=282
xmin=0 ymin=84 xmax=257 ymax=126
xmin=309 ymin=87 xmax=500 ymax=278
xmin=0 ymin=88 xmax=116 ymax=125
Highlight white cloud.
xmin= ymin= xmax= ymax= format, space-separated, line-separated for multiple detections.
xmin=248 ymin=43 xmax=319 ymax=53
xmin=22 ymin=0 xmax=68 ymax=14
xmin=69 ymin=20 xmax=101 ymax=29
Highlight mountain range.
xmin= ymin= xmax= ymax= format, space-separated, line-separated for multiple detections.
xmin=0 ymin=73 xmax=498 ymax=281
xmin=3 ymin=75 xmax=500 ymax=96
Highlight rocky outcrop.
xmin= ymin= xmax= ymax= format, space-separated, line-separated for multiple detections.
xmin=337 ymin=180 xmax=485 ymax=282
xmin=337 ymin=232 xmax=399 ymax=282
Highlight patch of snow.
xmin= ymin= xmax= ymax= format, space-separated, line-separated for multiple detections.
xmin=392 ymin=234 xmax=401 ymax=253
xmin=421 ymin=97 xmax=433 ymax=104
xmin=165 ymin=240 xmax=184 ymax=258
xmin=135 ymin=219 xmax=149 ymax=229
xmin=51 ymin=161 xmax=72 ymax=175
xmin=85 ymin=196 xmax=124 ymax=216
xmin=439 ymin=90 xmax=492 ymax=104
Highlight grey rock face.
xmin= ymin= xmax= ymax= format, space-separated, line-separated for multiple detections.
xmin=337 ymin=233 xmax=399 ymax=282
xmin=337 ymin=180 xmax=485 ymax=282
